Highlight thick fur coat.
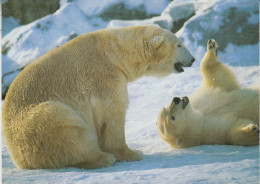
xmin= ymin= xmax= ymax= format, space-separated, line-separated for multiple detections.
xmin=157 ymin=39 xmax=259 ymax=148
xmin=3 ymin=25 xmax=194 ymax=169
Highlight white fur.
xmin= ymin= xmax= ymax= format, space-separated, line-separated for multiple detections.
xmin=157 ymin=39 xmax=259 ymax=148
xmin=3 ymin=25 xmax=194 ymax=169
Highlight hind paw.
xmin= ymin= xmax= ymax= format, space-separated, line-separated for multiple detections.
xmin=242 ymin=123 xmax=259 ymax=135
xmin=207 ymin=39 xmax=218 ymax=56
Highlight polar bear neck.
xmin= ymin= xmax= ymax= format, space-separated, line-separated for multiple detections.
xmin=94 ymin=28 xmax=156 ymax=82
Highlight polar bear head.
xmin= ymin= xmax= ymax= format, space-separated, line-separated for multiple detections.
xmin=143 ymin=25 xmax=195 ymax=76
xmin=156 ymin=96 xmax=193 ymax=148
xmin=108 ymin=25 xmax=195 ymax=80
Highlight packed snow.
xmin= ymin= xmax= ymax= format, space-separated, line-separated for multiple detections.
xmin=2 ymin=66 xmax=259 ymax=183
xmin=2 ymin=0 xmax=259 ymax=183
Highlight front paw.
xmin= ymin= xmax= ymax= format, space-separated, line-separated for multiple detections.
xmin=125 ymin=149 xmax=144 ymax=161
xmin=115 ymin=149 xmax=144 ymax=162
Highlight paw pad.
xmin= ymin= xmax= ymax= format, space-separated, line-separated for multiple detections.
xmin=251 ymin=125 xmax=259 ymax=134
xmin=242 ymin=123 xmax=259 ymax=135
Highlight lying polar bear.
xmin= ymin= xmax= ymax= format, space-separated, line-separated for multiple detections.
xmin=157 ymin=39 xmax=259 ymax=148
xmin=3 ymin=25 xmax=195 ymax=169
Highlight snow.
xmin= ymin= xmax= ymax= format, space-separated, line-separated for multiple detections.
xmin=107 ymin=16 xmax=172 ymax=30
xmin=161 ymin=2 xmax=195 ymax=22
xmin=2 ymin=3 xmax=97 ymax=68
xmin=220 ymin=43 xmax=260 ymax=66
xmin=2 ymin=66 xmax=259 ymax=183
xmin=2 ymin=17 xmax=20 ymax=37
xmin=62 ymin=0 xmax=170 ymax=16
xmin=2 ymin=0 xmax=259 ymax=183
xmin=176 ymin=0 xmax=259 ymax=65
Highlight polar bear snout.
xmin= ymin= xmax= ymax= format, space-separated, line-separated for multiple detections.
xmin=172 ymin=40 xmax=195 ymax=73
xmin=185 ymin=57 xmax=195 ymax=67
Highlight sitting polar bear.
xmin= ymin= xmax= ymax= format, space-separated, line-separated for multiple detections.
xmin=157 ymin=39 xmax=259 ymax=148
xmin=3 ymin=25 xmax=195 ymax=169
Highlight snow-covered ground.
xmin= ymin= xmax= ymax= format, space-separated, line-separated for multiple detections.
xmin=2 ymin=66 xmax=259 ymax=183
xmin=2 ymin=0 xmax=259 ymax=183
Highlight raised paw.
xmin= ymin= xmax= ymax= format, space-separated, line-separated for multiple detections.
xmin=207 ymin=39 xmax=218 ymax=56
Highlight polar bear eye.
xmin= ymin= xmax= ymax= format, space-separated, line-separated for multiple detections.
xmin=177 ymin=44 xmax=182 ymax=47
xmin=170 ymin=116 xmax=175 ymax=120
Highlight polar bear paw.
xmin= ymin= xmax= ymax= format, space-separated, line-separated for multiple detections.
xmin=101 ymin=153 xmax=117 ymax=167
xmin=242 ymin=123 xmax=259 ymax=135
xmin=207 ymin=39 xmax=218 ymax=56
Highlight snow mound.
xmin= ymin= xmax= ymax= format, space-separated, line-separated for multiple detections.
xmin=108 ymin=0 xmax=259 ymax=67
xmin=176 ymin=0 xmax=259 ymax=66
xmin=60 ymin=0 xmax=170 ymax=17
xmin=108 ymin=1 xmax=196 ymax=31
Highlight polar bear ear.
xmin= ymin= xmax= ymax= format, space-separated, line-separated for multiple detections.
xmin=149 ymin=35 xmax=164 ymax=48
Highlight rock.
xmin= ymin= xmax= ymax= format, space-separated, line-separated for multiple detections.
xmin=107 ymin=1 xmax=197 ymax=33
xmin=162 ymin=2 xmax=195 ymax=33
xmin=177 ymin=0 xmax=259 ymax=66
xmin=2 ymin=0 xmax=60 ymax=25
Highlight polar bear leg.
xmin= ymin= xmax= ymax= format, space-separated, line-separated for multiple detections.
xmin=99 ymin=110 xmax=144 ymax=162
xmin=102 ymin=125 xmax=144 ymax=162
xmin=13 ymin=101 xmax=116 ymax=169
xmin=229 ymin=119 xmax=259 ymax=146
xmin=201 ymin=39 xmax=240 ymax=91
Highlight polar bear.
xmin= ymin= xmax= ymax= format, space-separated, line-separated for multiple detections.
xmin=157 ymin=39 xmax=259 ymax=148
xmin=3 ymin=25 xmax=195 ymax=169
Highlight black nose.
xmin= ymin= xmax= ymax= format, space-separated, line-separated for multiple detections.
xmin=191 ymin=58 xmax=195 ymax=63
